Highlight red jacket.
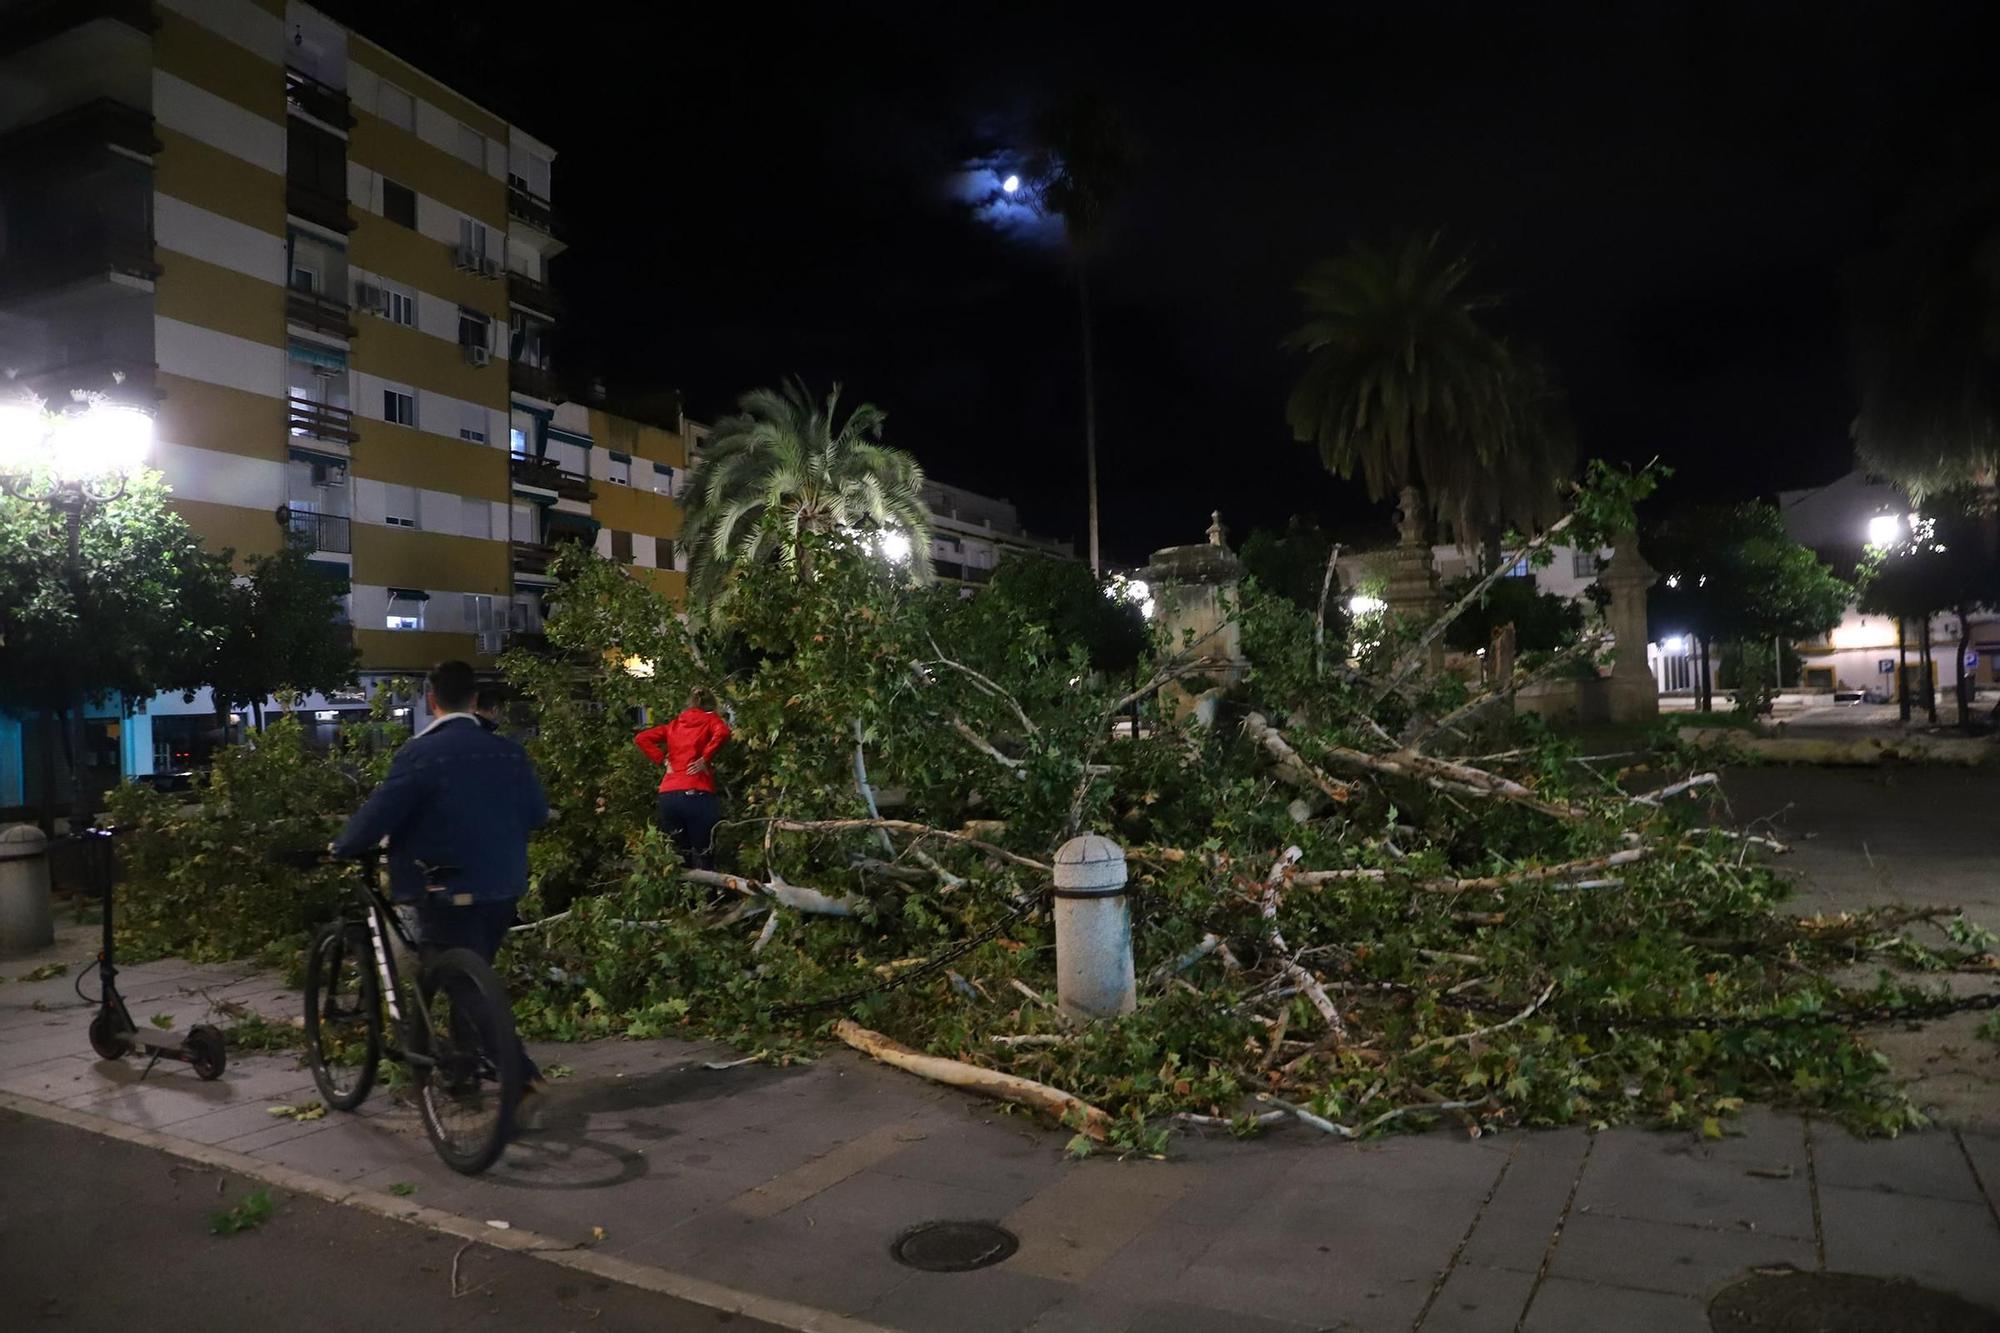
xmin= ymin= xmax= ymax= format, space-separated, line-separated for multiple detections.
xmin=635 ymin=708 xmax=731 ymax=794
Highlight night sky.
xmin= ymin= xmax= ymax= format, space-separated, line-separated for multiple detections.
xmin=330 ymin=1 xmax=1999 ymax=566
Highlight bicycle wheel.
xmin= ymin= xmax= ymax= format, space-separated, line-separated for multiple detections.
xmin=414 ymin=947 xmax=522 ymax=1175
xmin=304 ymin=922 xmax=381 ymax=1111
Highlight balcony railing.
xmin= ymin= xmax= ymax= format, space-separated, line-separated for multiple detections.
xmin=285 ymin=286 xmax=356 ymax=339
xmin=509 ymin=358 xmax=564 ymax=403
xmin=285 ymin=66 xmax=356 ymax=130
xmin=508 ymin=456 xmax=595 ymax=502
xmin=0 ymin=226 xmax=159 ymax=304
xmin=286 ymin=179 xmax=354 ymax=234
xmin=511 ymin=541 xmax=554 ymax=577
xmin=507 ymin=185 xmax=557 ymax=235
xmin=287 ymin=396 xmax=359 ymax=444
xmin=278 ymin=507 xmax=352 ymax=554
xmin=506 ymin=268 xmax=559 ymax=315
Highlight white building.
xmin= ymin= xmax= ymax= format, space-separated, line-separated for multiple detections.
xmin=921 ymin=480 xmax=1074 ymax=588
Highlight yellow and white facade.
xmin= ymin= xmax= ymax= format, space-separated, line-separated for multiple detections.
xmin=0 ymin=0 xmax=691 ymax=788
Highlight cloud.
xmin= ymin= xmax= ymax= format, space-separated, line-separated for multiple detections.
xmin=949 ymin=153 xmax=1064 ymax=247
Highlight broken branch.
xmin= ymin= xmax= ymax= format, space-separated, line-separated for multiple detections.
xmin=834 ymin=1019 xmax=1111 ymax=1141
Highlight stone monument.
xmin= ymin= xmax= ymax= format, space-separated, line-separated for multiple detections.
xmin=1139 ymin=512 xmax=1250 ymax=722
xmin=1600 ymin=532 xmax=1659 ymax=722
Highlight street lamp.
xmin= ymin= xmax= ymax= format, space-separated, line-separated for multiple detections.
xmin=0 ymin=393 xmax=155 ymax=827
xmin=1866 ymin=513 xmax=1902 ymax=549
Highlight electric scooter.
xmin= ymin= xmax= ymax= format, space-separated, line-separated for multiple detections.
xmin=82 ymin=828 xmax=227 ymax=1079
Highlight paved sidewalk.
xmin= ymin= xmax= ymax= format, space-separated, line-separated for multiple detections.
xmin=5 ymin=932 xmax=1999 ymax=1332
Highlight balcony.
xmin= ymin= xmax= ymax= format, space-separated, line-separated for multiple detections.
xmin=511 ymin=541 xmax=555 ymax=577
xmin=0 ymin=0 xmax=157 ymax=58
xmin=509 ymin=358 xmax=565 ymax=404
xmin=285 ymin=286 xmax=356 ymax=340
xmin=277 ymin=507 xmax=352 ymax=554
xmin=15 ymin=357 xmax=159 ymax=407
xmin=0 ymin=98 xmax=161 ymax=169
xmin=506 ymin=185 xmax=558 ymax=236
xmin=286 ymin=179 xmax=354 ymax=234
xmin=285 ymin=66 xmax=356 ymax=130
xmin=506 ymin=268 xmax=559 ymax=316
xmin=508 ymin=455 xmax=595 ymax=502
xmin=287 ymin=396 xmax=359 ymax=444
xmin=0 ymin=223 xmax=159 ymax=306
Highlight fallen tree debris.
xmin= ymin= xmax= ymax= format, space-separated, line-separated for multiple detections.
xmin=834 ymin=1019 xmax=1111 ymax=1141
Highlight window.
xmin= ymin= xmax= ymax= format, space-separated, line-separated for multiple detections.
xmin=386 ymin=589 xmax=426 ymax=630
xmin=383 ymin=286 xmax=415 ymax=327
xmin=508 ymin=150 xmax=552 ymax=199
xmin=383 ymin=178 xmax=416 ymax=229
xmin=610 ymin=529 xmax=633 ymax=564
xmin=383 ymin=389 xmax=415 ymax=427
xmin=651 ymin=462 xmax=675 ymax=497
xmin=378 ymin=82 xmax=415 ymax=132
xmin=604 ymin=451 xmax=631 ymax=486
xmin=459 ymin=216 xmax=488 ymax=261
xmin=457 ymin=307 xmax=491 ymax=352
xmin=459 ymin=405 xmax=488 ymax=444
xmin=1571 ymin=549 xmax=1599 ymax=579
xmin=462 ymin=497 xmax=490 ymax=539
xmin=286 ymin=119 xmax=346 ymax=199
xmin=383 ymin=484 xmax=417 ymax=527
xmin=1506 ymin=558 xmax=1531 ymax=578
xmin=455 ymin=121 xmax=485 ymax=168
xmin=462 ymin=593 xmax=497 ymax=634
xmin=509 ymin=426 xmax=528 ymax=458
xmin=290 ymin=263 xmax=318 ymax=293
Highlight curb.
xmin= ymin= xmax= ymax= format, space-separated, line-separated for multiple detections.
xmin=0 ymin=1089 xmax=892 ymax=1333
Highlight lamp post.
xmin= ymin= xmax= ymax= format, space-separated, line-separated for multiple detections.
xmin=0 ymin=394 xmax=154 ymax=828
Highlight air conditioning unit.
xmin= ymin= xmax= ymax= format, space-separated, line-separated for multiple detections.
xmin=461 ymin=343 xmax=491 ymax=366
xmin=475 ymin=630 xmax=506 ymax=655
xmin=453 ymin=245 xmax=481 ymax=272
xmin=354 ymin=282 xmax=385 ymax=313
xmin=310 ymin=460 xmax=348 ymax=487
xmin=479 ymin=256 xmax=502 ymax=279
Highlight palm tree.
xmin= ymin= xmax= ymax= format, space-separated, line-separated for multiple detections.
xmin=1284 ymin=234 xmax=1517 ymax=548
xmin=1850 ymin=181 xmax=2000 ymax=501
xmin=679 ymin=378 xmax=931 ymax=606
xmin=1441 ymin=350 xmax=1578 ymax=569
xmin=1029 ymin=91 xmax=1135 ymax=577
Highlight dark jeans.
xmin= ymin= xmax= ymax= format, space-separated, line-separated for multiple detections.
xmin=415 ymin=897 xmax=538 ymax=1083
xmin=656 ymin=790 xmax=721 ymax=871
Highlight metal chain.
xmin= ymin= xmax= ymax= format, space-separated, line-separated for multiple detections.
xmin=1389 ymin=975 xmax=2000 ymax=1031
xmin=769 ymin=889 xmax=1049 ymax=1017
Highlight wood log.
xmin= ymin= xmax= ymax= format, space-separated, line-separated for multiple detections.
xmin=834 ymin=1020 xmax=1111 ymax=1141
xmin=1243 ymin=713 xmax=1356 ymax=804
xmin=763 ymin=818 xmax=1049 ymax=873
xmin=681 ymin=868 xmax=869 ymax=917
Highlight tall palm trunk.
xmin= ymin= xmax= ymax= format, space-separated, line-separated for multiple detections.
xmin=1077 ymin=254 xmax=1101 ymax=578
xmin=1698 ymin=635 xmax=1714 ymax=713
xmin=1955 ymin=605 xmax=1972 ymax=730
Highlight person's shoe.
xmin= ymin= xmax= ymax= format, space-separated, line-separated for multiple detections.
xmin=515 ymin=1081 xmax=548 ymax=1133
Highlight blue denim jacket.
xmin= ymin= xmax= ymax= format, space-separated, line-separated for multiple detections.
xmin=332 ymin=714 xmax=549 ymax=903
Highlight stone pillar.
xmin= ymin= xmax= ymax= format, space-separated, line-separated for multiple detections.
xmin=1383 ymin=485 xmax=1444 ymax=671
xmin=1051 ymin=834 xmax=1135 ymax=1020
xmin=1600 ymin=532 xmax=1659 ymax=722
xmin=0 ymin=824 xmax=54 ymax=955
xmin=1139 ymin=513 xmax=1250 ymax=722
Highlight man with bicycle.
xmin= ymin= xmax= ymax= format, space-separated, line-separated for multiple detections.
xmin=333 ymin=661 xmax=549 ymax=1103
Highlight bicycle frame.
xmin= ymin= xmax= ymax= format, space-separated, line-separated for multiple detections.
xmin=338 ymin=866 xmax=440 ymax=1072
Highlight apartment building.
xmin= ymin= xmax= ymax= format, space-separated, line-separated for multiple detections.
xmin=921 ymin=479 xmax=1074 ymax=589
xmin=0 ymin=0 xmax=688 ymax=797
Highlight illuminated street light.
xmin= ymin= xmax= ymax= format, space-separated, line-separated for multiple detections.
xmin=1348 ymin=593 xmax=1386 ymax=616
xmin=876 ymin=529 xmax=913 ymax=565
xmin=1866 ymin=513 xmax=1902 ymax=549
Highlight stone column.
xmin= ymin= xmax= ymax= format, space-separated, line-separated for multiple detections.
xmin=1600 ymin=532 xmax=1659 ymax=722
xmin=1383 ymin=485 xmax=1444 ymax=671
xmin=1052 ymin=834 xmax=1135 ymax=1020
xmin=1139 ymin=513 xmax=1250 ymax=723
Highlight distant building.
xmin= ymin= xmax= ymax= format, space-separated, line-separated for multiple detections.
xmin=1776 ymin=470 xmax=2000 ymax=698
xmin=921 ymin=479 xmax=1074 ymax=589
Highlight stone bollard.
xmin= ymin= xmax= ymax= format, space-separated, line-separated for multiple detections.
xmin=0 ymin=824 xmax=54 ymax=955
xmin=1052 ymin=834 xmax=1136 ymax=1020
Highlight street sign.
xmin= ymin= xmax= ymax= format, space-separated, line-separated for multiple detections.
xmin=1878 ymin=658 xmax=1895 ymax=674
xmin=1966 ymin=649 xmax=1979 ymax=671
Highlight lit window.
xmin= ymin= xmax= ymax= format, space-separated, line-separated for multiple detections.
xmin=1507 ymin=558 xmax=1530 ymax=578
xmin=651 ymin=463 xmax=675 ymax=496
xmin=386 ymin=589 xmax=426 ymax=630
xmin=509 ymin=427 xmax=528 ymax=457
xmin=383 ymin=389 xmax=415 ymax=427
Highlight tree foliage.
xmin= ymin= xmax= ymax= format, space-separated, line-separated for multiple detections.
xmin=1648 ymin=502 xmax=1853 ymax=647
xmin=678 ymin=378 xmax=931 ymax=607
xmin=1443 ymin=574 xmax=1586 ymax=654
xmin=981 ymin=554 xmax=1148 ymax=674
xmin=0 ymin=470 xmax=228 ymax=715
xmin=205 ymin=538 xmax=360 ymax=724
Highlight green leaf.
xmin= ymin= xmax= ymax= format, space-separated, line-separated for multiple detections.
xmin=210 ymin=1188 xmax=274 ymax=1236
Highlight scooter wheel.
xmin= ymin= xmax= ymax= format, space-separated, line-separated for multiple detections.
xmin=89 ymin=1010 xmax=133 ymax=1061
xmin=186 ymin=1025 xmax=227 ymax=1081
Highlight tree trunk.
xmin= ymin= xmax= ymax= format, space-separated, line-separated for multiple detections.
xmin=1077 ymin=253 xmax=1102 ymax=578
xmin=251 ymin=699 xmax=266 ymax=732
xmin=1896 ymin=616 xmax=1911 ymax=721
xmin=1698 ymin=635 xmax=1714 ymax=712
xmin=1955 ymin=606 xmax=1972 ymax=730
xmin=1919 ymin=616 xmax=1938 ymax=724
xmin=36 ymin=710 xmax=58 ymax=835
xmin=1480 ymin=526 xmax=1503 ymax=576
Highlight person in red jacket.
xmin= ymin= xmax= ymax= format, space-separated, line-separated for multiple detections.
xmin=634 ymin=688 xmax=731 ymax=870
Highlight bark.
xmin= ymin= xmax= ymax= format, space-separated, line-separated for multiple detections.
xmin=1897 ymin=616 xmax=1911 ymax=722
xmin=1920 ymin=617 xmax=1938 ymax=724
xmin=1698 ymin=635 xmax=1714 ymax=713
xmin=681 ymin=867 xmax=870 ymax=917
xmin=1259 ymin=846 xmax=1347 ymax=1039
xmin=1242 ymin=712 xmax=1356 ymax=805
xmin=760 ymin=818 xmax=1051 ymax=873
xmin=1314 ymin=543 xmax=1342 ymax=678
xmin=834 ymin=1019 xmax=1112 ymax=1140
xmin=1955 ymin=606 xmax=1972 ymax=730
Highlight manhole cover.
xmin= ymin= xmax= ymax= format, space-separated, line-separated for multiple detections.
xmin=1710 ymin=1270 xmax=2000 ymax=1333
xmin=890 ymin=1220 xmax=1019 ymax=1272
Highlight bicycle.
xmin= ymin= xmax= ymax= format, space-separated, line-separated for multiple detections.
xmin=300 ymin=854 xmax=523 ymax=1175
